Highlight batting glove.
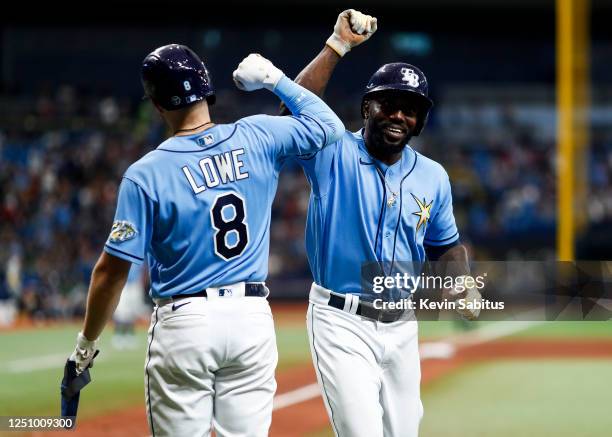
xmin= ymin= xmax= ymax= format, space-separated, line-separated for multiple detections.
xmin=69 ymin=332 xmax=100 ymax=375
xmin=326 ymin=9 xmax=378 ymax=57
xmin=445 ymin=276 xmax=483 ymax=320
xmin=232 ymin=54 xmax=284 ymax=92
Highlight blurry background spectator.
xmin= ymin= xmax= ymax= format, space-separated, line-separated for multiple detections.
xmin=1 ymin=1 xmax=610 ymax=318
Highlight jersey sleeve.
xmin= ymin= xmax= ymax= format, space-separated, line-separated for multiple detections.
xmin=104 ymin=177 xmax=154 ymax=265
xmin=252 ymin=76 xmax=343 ymax=158
xmin=424 ymin=172 xmax=459 ymax=246
xmin=292 ymin=141 xmax=340 ymax=198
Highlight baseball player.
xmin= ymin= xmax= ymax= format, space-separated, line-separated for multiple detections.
xmin=67 ymin=44 xmax=344 ymax=436
xmin=282 ymin=10 xmax=480 ymax=437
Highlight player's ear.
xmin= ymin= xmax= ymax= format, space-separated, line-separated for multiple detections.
xmin=361 ymin=99 xmax=370 ymax=119
xmin=152 ymin=101 xmax=165 ymax=114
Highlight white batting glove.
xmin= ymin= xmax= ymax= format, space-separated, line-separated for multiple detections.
xmin=232 ymin=53 xmax=284 ymax=92
xmin=326 ymin=9 xmax=378 ymax=57
xmin=69 ymin=332 xmax=99 ymax=374
xmin=455 ymin=286 xmax=482 ymax=320
xmin=446 ymin=276 xmax=483 ymax=320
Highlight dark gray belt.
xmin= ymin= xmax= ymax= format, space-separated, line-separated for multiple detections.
xmin=327 ymin=293 xmax=409 ymax=323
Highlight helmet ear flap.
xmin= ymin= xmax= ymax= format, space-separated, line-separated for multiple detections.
xmin=412 ymin=108 xmax=429 ymax=136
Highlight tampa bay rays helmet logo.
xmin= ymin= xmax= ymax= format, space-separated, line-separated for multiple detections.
xmin=400 ymin=68 xmax=420 ymax=88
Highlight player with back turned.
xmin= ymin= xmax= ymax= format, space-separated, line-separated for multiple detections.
xmin=65 ymin=45 xmax=344 ymax=436
xmin=282 ymin=10 xmax=482 ymax=437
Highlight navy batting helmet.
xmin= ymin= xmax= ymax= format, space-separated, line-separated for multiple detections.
xmin=362 ymin=63 xmax=433 ymax=136
xmin=142 ymin=44 xmax=215 ymax=111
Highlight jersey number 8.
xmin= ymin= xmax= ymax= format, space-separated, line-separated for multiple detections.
xmin=211 ymin=192 xmax=249 ymax=260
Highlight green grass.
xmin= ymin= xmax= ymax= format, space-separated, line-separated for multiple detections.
xmin=276 ymin=325 xmax=311 ymax=370
xmin=418 ymin=320 xmax=612 ymax=340
xmin=509 ymin=321 xmax=612 ymax=339
xmin=420 ymin=360 xmax=612 ymax=437
xmin=1 ymin=315 xmax=609 ymax=425
xmin=307 ymin=359 xmax=612 ymax=437
xmin=302 ymin=320 xmax=612 ymax=437
xmin=0 ymin=322 xmax=312 ymax=418
xmin=418 ymin=320 xmax=475 ymax=339
xmin=0 ymin=325 xmax=146 ymax=418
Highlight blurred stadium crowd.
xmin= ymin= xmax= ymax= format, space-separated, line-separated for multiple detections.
xmin=1 ymin=21 xmax=612 ymax=323
xmin=0 ymin=84 xmax=601 ymax=323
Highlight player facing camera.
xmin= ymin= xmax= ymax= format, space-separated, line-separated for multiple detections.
xmin=280 ymin=8 xmax=481 ymax=437
xmin=361 ymin=64 xmax=434 ymax=162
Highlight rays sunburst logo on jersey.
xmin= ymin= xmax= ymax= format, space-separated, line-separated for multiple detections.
xmin=411 ymin=194 xmax=433 ymax=233
xmin=108 ymin=220 xmax=138 ymax=243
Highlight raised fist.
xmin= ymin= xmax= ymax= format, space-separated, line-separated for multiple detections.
xmin=232 ymin=53 xmax=284 ymax=92
xmin=326 ymin=9 xmax=378 ymax=57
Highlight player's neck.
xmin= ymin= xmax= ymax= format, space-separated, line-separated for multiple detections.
xmin=365 ymin=143 xmax=403 ymax=166
xmin=164 ymin=102 xmax=213 ymax=136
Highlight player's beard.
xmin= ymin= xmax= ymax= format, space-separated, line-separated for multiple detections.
xmin=370 ymin=122 xmax=412 ymax=157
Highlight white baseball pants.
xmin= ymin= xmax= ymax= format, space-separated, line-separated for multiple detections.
xmin=307 ymin=283 xmax=423 ymax=437
xmin=145 ymin=295 xmax=278 ymax=437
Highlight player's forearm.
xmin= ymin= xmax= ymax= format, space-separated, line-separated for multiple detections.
xmin=437 ymin=244 xmax=470 ymax=276
xmin=82 ymin=253 xmax=130 ymax=340
xmin=296 ymin=46 xmax=341 ymax=98
xmin=279 ymin=46 xmax=340 ymax=117
xmin=435 ymin=243 xmax=482 ymax=319
xmin=281 ymin=9 xmax=377 ymax=116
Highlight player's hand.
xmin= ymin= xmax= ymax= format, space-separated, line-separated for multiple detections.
xmin=69 ymin=332 xmax=100 ymax=374
xmin=232 ymin=54 xmax=284 ymax=92
xmin=326 ymin=9 xmax=378 ymax=57
xmin=443 ymin=276 xmax=483 ymax=320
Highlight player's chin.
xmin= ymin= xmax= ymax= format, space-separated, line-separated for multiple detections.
xmin=378 ymin=141 xmax=406 ymax=156
xmin=371 ymin=128 xmax=410 ymax=154
xmin=380 ymin=133 xmax=410 ymax=151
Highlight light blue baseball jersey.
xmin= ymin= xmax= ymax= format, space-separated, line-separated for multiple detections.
xmin=297 ymin=129 xmax=459 ymax=294
xmin=104 ymin=76 xmax=343 ymax=298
